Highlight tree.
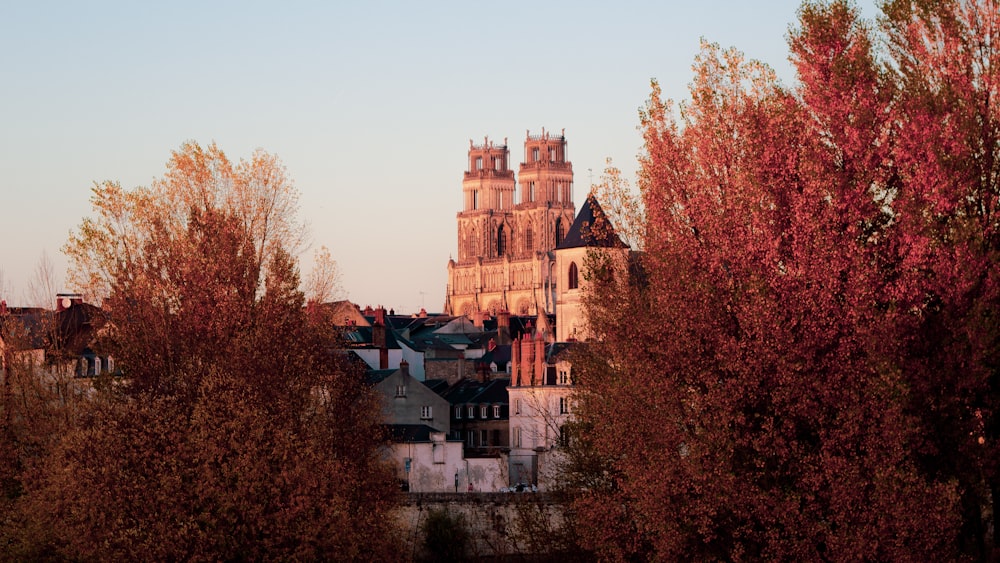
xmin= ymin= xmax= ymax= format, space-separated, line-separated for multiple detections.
xmin=881 ymin=0 xmax=1000 ymax=558
xmin=304 ymin=245 xmax=344 ymax=305
xmin=568 ymin=2 xmax=973 ymax=558
xmin=9 ymin=142 xmax=401 ymax=560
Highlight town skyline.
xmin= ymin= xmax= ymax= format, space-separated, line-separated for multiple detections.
xmin=0 ymin=1 xmax=878 ymax=312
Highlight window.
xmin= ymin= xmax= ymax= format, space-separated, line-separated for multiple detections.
xmin=455 ymin=406 xmax=462 ymax=419
xmin=559 ymin=425 xmax=570 ymax=447
xmin=532 ymin=148 xmax=539 ymax=161
xmin=559 ymin=369 xmax=569 ymax=385
xmin=481 ymin=430 xmax=488 ymax=446
xmin=525 ymin=225 xmax=533 ymax=253
xmin=555 ymin=217 xmax=563 ymax=246
xmin=568 ymin=262 xmax=579 ymax=290
xmin=513 ymin=427 xmax=522 ymax=448
xmin=468 ymin=406 xmax=476 ymax=418
xmin=475 ymin=156 xmax=483 ymax=170
xmin=497 ymin=225 xmax=506 ymax=257
xmin=94 ymin=357 xmax=102 ymax=374
xmin=467 ymin=431 xmax=475 ymax=446
xmin=549 ymin=148 xmax=555 ymax=161
xmin=560 ymin=397 xmax=570 ymax=415
xmin=493 ymin=405 xmax=500 ymax=418
xmin=514 ymin=398 xmax=521 ymax=415
xmin=529 ymin=181 xmax=535 ymax=202
xmin=421 ymin=406 xmax=433 ymax=420
xmin=395 ymin=385 xmax=406 ymax=397
xmin=473 ymin=190 xmax=479 ymax=210
xmin=106 ymin=357 xmax=114 ymax=374
xmin=480 ymin=405 xmax=488 ymax=419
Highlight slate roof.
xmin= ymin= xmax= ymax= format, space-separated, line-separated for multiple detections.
xmin=386 ymin=424 xmax=441 ymax=443
xmin=478 ymin=344 xmax=512 ymax=369
xmin=557 ymin=193 xmax=628 ymax=250
xmin=438 ymin=377 xmax=511 ymax=406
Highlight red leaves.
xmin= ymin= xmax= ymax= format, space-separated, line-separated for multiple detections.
xmin=571 ymin=1 xmax=1000 ymax=559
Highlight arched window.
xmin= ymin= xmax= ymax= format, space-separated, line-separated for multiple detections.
xmin=568 ymin=262 xmax=579 ymax=290
xmin=497 ymin=225 xmax=507 ymax=257
xmin=525 ymin=224 xmax=534 ymax=253
xmin=555 ymin=217 xmax=563 ymax=246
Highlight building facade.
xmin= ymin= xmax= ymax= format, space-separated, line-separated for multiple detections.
xmin=445 ymin=129 xmax=576 ymax=317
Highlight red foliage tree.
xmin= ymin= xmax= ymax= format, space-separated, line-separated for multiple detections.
xmin=568 ymin=1 xmax=1000 ymax=558
xmin=7 ymin=144 xmax=401 ymax=561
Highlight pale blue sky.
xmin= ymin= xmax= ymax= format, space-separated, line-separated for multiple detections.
xmin=0 ymin=0 xmax=877 ymax=313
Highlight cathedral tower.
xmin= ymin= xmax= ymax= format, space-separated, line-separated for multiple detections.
xmin=446 ymin=129 xmax=576 ymax=317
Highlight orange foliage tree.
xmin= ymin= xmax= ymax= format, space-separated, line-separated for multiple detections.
xmin=7 ymin=142 xmax=400 ymax=560
xmin=568 ymin=0 xmax=998 ymax=559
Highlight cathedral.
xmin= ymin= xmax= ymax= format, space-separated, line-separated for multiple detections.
xmin=444 ymin=128 xmax=576 ymax=317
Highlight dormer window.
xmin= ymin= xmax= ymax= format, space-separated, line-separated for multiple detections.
xmin=421 ymin=406 xmax=433 ymax=420
xmin=468 ymin=405 xmax=475 ymax=418
xmin=493 ymin=405 xmax=500 ymax=418
xmin=480 ymin=405 xmax=487 ymax=419
xmin=395 ymin=385 xmax=406 ymax=397
xmin=455 ymin=406 xmax=462 ymax=419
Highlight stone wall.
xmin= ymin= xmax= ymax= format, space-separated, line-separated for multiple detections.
xmin=393 ymin=493 xmax=575 ymax=561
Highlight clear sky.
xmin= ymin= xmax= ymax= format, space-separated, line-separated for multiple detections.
xmin=0 ymin=0 xmax=878 ymax=313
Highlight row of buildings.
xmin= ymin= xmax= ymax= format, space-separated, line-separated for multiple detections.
xmin=0 ymin=129 xmax=629 ymax=494
xmin=351 ymin=130 xmax=628 ymax=492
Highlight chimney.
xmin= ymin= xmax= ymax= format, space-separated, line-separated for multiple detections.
xmin=0 ymin=300 xmax=7 ymax=316
xmin=497 ymin=310 xmax=511 ymax=345
xmin=400 ymin=360 xmax=409 ymax=378
xmin=418 ymin=307 xmax=428 ymax=318
xmin=512 ymin=335 xmax=521 ymax=386
xmin=534 ymin=335 xmax=544 ymax=386
xmin=473 ymin=310 xmax=485 ymax=329
xmin=373 ymin=306 xmax=388 ymax=369
xmin=521 ymin=333 xmax=535 ymax=385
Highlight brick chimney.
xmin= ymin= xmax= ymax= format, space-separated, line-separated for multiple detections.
xmin=400 ymin=359 xmax=409 ymax=378
xmin=535 ymin=335 xmax=545 ymax=386
xmin=373 ymin=306 xmax=388 ymax=369
xmin=497 ymin=310 xmax=511 ymax=345
xmin=512 ymin=335 xmax=521 ymax=386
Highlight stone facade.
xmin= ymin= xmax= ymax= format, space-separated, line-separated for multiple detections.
xmin=445 ymin=129 xmax=576 ymax=317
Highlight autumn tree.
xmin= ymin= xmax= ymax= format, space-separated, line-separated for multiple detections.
xmin=7 ymin=142 xmax=401 ymax=560
xmin=567 ymin=1 xmax=992 ymax=559
xmin=881 ymin=0 xmax=1000 ymax=558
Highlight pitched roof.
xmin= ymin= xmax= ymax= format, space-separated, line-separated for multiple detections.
xmin=557 ymin=193 xmax=627 ymax=250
